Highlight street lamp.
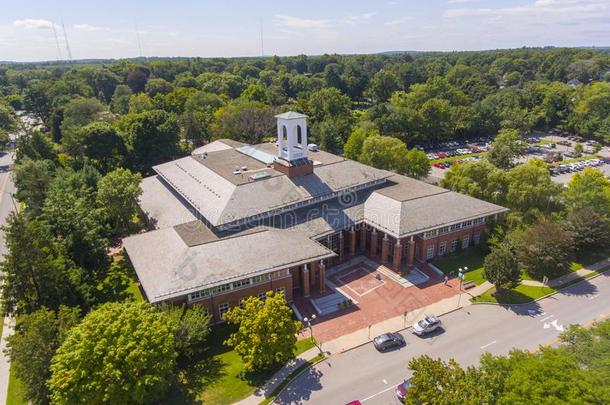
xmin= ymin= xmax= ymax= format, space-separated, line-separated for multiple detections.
xmin=457 ymin=266 xmax=467 ymax=308
xmin=303 ymin=315 xmax=322 ymax=354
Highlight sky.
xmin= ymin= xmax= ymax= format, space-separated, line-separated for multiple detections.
xmin=1 ymin=0 xmax=609 ymax=62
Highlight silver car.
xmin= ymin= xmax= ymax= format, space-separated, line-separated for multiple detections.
xmin=413 ymin=316 xmax=442 ymax=336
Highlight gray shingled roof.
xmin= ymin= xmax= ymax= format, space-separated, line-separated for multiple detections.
xmin=123 ymin=227 xmax=335 ymax=303
xmin=364 ymin=189 xmax=508 ymax=238
xmin=139 ymin=175 xmax=196 ymax=229
xmin=153 ymin=151 xmax=392 ymax=228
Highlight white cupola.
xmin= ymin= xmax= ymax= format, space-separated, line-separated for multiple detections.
xmin=275 ymin=111 xmax=308 ymax=162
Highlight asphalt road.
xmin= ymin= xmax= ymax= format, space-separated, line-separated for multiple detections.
xmin=275 ymin=272 xmax=610 ymax=405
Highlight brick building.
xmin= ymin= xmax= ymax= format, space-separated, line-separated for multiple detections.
xmin=123 ymin=112 xmax=507 ymax=322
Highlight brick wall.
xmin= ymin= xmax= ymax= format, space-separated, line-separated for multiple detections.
xmin=415 ymin=225 xmax=485 ymax=261
xmin=188 ymin=275 xmax=293 ymax=323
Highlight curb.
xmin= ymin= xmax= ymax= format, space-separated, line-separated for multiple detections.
xmin=470 ymin=268 xmax=609 ymax=307
xmin=266 ymin=354 xmax=328 ymax=405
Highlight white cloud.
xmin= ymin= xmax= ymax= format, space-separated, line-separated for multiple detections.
xmin=385 ymin=16 xmax=415 ymax=26
xmin=444 ymin=0 xmax=610 ymax=19
xmin=341 ymin=12 xmax=377 ymax=25
xmin=274 ymin=14 xmax=331 ymax=29
xmin=13 ymin=18 xmax=56 ymax=30
xmin=74 ymin=23 xmax=105 ymax=32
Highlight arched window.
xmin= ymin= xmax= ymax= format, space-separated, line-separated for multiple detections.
xmin=296 ymin=125 xmax=302 ymax=144
xmin=282 ymin=125 xmax=288 ymax=140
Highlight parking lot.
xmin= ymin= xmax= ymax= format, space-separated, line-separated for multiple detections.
xmin=426 ymin=132 xmax=610 ymax=184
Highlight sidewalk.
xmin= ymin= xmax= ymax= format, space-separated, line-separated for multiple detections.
xmin=233 ymin=347 xmax=321 ymax=405
xmin=320 ymin=281 xmax=492 ymax=354
xmin=0 ymin=317 xmax=13 ymax=405
xmin=521 ymin=258 xmax=610 ymax=288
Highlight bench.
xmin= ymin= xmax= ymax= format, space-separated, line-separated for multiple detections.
xmin=463 ymin=281 xmax=476 ymax=290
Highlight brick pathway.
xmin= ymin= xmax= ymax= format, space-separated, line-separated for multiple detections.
xmin=294 ymin=261 xmax=462 ymax=343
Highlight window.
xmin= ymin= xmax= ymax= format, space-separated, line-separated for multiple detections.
xmin=462 ymin=235 xmax=470 ymax=249
xmin=232 ymin=278 xmax=251 ymax=289
xmin=219 ymin=303 xmax=229 ymax=317
xmin=423 ymin=230 xmax=437 ymax=239
xmin=212 ymin=284 xmax=231 ymax=295
xmin=252 ymin=274 xmax=268 ymax=284
xmin=238 ymin=298 xmax=247 ymax=308
xmin=276 ymin=287 xmax=286 ymax=295
xmin=439 ymin=226 xmax=449 ymax=235
xmin=474 ymin=231 xmax=481 ymax=245
xmin=188 ymin=289 xmax=209 ymax=301
xmin=451 ymin=239 xmax=459 ymax=252
xmin=258 ymin=292 xmax=267 ymax=301
xmin=282 ymin=125 xmax=287 ymax=140
xmin=426 ymin=244 xmax=435 ymax=260
xmin=450 ymin=223 xmax=462 ymax=232
xmin=463 ymin=220 xmax=473 ymax=228
xmin=439 ymin=242 xmax=447 ymax=256
xmin=297 ymin=125 xmax=303 ymax=144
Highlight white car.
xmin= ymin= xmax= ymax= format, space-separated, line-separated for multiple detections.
xmin=412 ymin=315 xmax=442 ymax=336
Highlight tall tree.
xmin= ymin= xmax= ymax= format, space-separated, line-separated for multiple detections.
xmin=483 ymin=243 xmax=520 ymax=292
xmin=96 ymin=168 xmax=142 ymax=236
xmin=487 ymin=128 xmax=523 ymax=169
xmin=49 ymin=302 xmax=177 ymax=405
xmin=224 ymin=291 xmax=301 ymax=372
xmin=4 ymin=306 xmax=80 ymax=405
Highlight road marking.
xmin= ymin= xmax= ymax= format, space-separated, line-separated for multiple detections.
xmin=543 ymin=319 xmax=565 ymax=332
xmin=588 ymin=294 xmax=599 ymax=300
xmin=360 ymin=383 xmax=397 ymax=402
xmin=480 ymin=340 xmax=497 ymax=350
xmin=540 ymin=315 xmax=554 ymax=322
xmin=528 ymin=310 xmax=545 ymax=317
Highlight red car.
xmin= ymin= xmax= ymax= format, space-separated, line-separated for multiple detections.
xmin=345 ymin=401 xmax=362 ymax=405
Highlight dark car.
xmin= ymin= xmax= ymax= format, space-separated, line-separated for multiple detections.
xmin=412 ymin=315 xmax=442 ymax=336
xmin=395 ymin=378 xmax=413 ymax=403
xmin=373 ymin=332 xmax=405 ymax=352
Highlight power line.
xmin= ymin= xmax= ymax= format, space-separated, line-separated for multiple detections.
xmin=260 ymin=19 xmax=264 ymax=57
xmin=135 ymin=22 xmax=143 ymax=57
xmin=61 ymin=19 xmax=73 ymax=61
xmin=51 ymin=23 xmax=63 ymax=61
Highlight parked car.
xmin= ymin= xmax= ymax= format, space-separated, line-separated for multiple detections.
xmin=413 ymin=315 xmax=442 ymax=336
xmin=345 ymin=401 xmax=362 ymax=405
xmin=395 ymin=378 xmax=413 ymax=403
xmin=373 ymin=332 xmax=406 ymax=352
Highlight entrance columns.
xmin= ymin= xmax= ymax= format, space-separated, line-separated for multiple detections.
xmin=381 ymin=234 xmax=390 ymax=264
xmin=370 ymin=228 xmax=378 ymax=257
xmin=360 ymin=227 xmax=367 ymax=252
xmin=319 ymin=260 xmax=326 ymax=293
xmin=302 ymin=264 xmax=310 ymax=297
xmin=407 ymin=236 xmax=415 ymax=267
xmin=393 ymin=239 xmax=403 ymax=271
xmin=339 ymin=231 xmax=345 ymax=260
xmin=349 ymin=227 xmax=357 ymax=257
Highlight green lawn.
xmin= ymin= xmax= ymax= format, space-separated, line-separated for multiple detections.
xmin=473 ymin=284 xmax=556 ymax=305
xmin=7 ymin=363 xmax=26 ymax=405
xmin=433 ymin=250 xmax=486 ymax=285
xmin=163 ymin=324 xmax=316 ymax=405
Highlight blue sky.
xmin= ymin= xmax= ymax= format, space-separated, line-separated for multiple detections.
xmin=1 ymin=0 xmax=609 ymax=61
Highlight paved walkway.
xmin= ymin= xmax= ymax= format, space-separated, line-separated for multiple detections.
xmin=233 ymin=347 xmax=321 ymax=405
xmin=521 ymin=258 xmax=610 ymax=288
xmin=0 ymin=317 xmax=13 ymax=405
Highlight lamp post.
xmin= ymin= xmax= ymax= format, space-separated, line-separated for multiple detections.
xmin=303 ymin=315 xmax=322 ymax=354
xmin=457 ymin=266 xmax=467 ymax=308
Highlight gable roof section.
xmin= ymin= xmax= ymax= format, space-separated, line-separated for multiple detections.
xmin=123 ymin=227 xmax=335 ymax=303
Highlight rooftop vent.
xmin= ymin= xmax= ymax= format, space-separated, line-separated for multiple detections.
xmin=249 ymin=171 xmax=271 ymax=181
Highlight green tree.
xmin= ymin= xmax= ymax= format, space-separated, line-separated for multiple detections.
xmin=0 ymin=214 xmax=82 ymax=315
xmin=79 ymin=122 xmax=127 ymax=174
xmin=211 ymin=100 xmax=275 ymax=144
xmin=401 ymin=147 xmax=431 ymax=179
xmin=344 ymin=124 xmax=378 ymax=160
xmin=96 ymin=168 xmax=142 ymax=235
xmin=514 ymin=221 xmax=574 ymax=279
xmin=224 ymin=291 xmax=300 ymax=372
xmin=441 ymin=159 xmax=507 ymax=203
xmin=4 ymin=306 xmax=80 ymax=405
xmin=110 ymin=84 xmax=133 ymax=114
xmin=564 ymin=207 xmax=610 ymax=253
xmin=145 ymin=77 xmax=174 ymax=97
xmin=366 ymin=69 xmax=401 ymax=102
xmin=487 ymin=129 xmax=523 ymax=169
xmin=359 ymin=135 xmax=407 ymax=172
xmin=563 ymin=167 xmax=610 ymax=217
xmin=13 ymin=158 xmax=55 ymax=217
xmin=116 ymin=110 xmax=181 ymax=174
xmin=49 ymin=302 xmax=177 ymax=405
xmin=483 ymin=244 xmax=520 ymax=292
xmin=160 ymin=304 xmax=211 ymax=363
xmin=573 ymin=142 xmax=584 ymax=156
